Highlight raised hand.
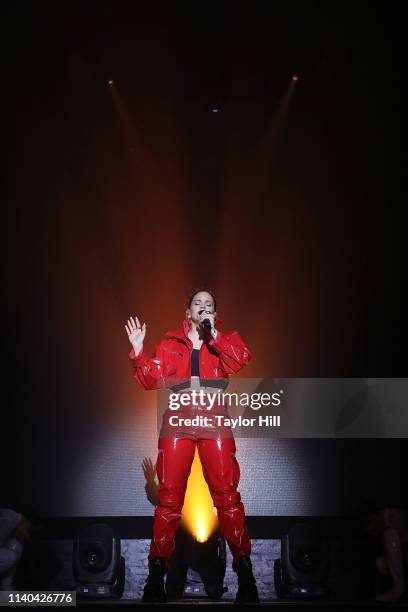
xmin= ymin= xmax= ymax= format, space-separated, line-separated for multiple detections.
xmin=125 ymin=315 xmax=147 ymax=356
xmin=142 ymin=457 xmax=157 ymax=482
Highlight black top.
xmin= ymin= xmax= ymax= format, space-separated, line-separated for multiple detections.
xmin=191 ymin=348 xmax=200 ymax=377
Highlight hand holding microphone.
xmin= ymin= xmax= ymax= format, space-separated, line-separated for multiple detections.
xmin=198 ymin=310 xmax=217 ymax=339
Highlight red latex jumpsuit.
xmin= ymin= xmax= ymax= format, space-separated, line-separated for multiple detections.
xmin=129 ymin=317 xmax=252 ymax=571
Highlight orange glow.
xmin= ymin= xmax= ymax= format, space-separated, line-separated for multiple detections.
xmin=181 ymin=449 xmax=218 ymax=542
xmin=292 ymin=74 xmax=299 ymax=81
xmin=108 ymin=80 xmax=114 ymax=85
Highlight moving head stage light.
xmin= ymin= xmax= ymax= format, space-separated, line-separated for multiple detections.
xmin=274 ymin=522 xmax=330 ymax=600
xmin=73 ymin=523 xmax=125 ymax=598
xmin=166 ymin=528 xmax=227 ymax=600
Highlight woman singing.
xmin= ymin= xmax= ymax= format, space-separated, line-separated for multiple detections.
xmin=125 ymin=289 xmax=259 ymax=603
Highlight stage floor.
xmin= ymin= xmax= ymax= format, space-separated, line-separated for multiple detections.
xmin=77 ymin=597 xmax=408 ymax=609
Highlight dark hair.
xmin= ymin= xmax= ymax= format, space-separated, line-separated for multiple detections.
xmin=187 ymin=288 xmax=217 ymax=311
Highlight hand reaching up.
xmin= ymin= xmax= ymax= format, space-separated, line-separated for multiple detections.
xmin=125 ymin=315 xmax=147 ymax=357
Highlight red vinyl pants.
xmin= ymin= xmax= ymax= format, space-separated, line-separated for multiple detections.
xmin=150 ymin=436 xmax=251 ymax=571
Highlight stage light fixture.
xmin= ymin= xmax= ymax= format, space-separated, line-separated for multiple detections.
xmin=73 ymin=523 xmax=125 ymax=599
xmin=274 ymin=522 xmax=330 ymax=600
xmin=165 ymin=527 xmax=227 ymax=600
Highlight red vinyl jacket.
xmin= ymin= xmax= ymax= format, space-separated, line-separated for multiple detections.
xmin=129 ymin=318 xmax=251 ymax=390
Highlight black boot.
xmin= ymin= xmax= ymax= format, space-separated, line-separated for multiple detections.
xmin=234 ymin=556 xmax=259 ymax=604
xmin=142 ymin=556 xmax=167 ymax=603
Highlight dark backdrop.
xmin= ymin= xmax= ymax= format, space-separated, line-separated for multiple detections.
xmin=5 ymin=1 xmax=404 ymax=517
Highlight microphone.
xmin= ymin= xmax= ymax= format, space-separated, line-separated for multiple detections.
xmin=198 ymin=310 xmax=213 ymax=331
